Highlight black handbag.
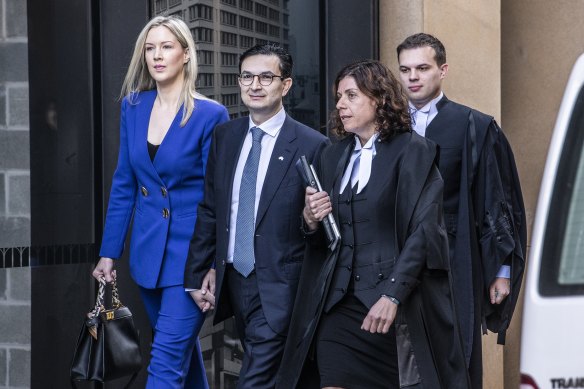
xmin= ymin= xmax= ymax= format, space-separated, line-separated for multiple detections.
xmin=70 ymin=277 xmax=142 ymax=387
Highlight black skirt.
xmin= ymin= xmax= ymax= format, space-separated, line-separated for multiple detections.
xmin=315 ymin=294 xmax=399 ymax=389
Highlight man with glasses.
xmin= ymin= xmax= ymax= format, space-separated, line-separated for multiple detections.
xmin=184 ymin=44 xmax=328 ymax=388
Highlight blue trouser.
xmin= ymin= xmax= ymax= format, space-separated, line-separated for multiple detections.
xmin=140 ymin=285 xmax=208 ymax=389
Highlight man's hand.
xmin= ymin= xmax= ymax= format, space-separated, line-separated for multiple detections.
xmin=202 ymin=269 xmax=216 ymax=295
xmin=189 ymin=269 xmax=217 ymax=312
xmin=490 ymin=277 xmax=511 ymax=305
xmin=303 ymin=187 xmax=332 ymax=231
xmin=92 ymin=257 xmax=116 ymax=282
xmin=189 ymin=289 xmax=215 ymax=312
xmin=361 ymin=296 xmax=398 ymax=334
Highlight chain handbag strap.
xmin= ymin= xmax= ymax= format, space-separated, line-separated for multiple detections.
xmin=86 ymin=277 xmax=124 ymax=339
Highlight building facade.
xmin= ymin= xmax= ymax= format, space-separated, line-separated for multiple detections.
xmin=1 ymin=0 xmax=584 ymax=387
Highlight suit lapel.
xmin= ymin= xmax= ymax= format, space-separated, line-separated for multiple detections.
xmin=255 ymin=117 xmax=297 ymax=228
xmin=330 ymin=138 xmax=354 ymax=226
xmin=224 ymin=120 xmax=249 ymax=227
xmin=134 ymin=91 xmax=164 ymax=182
xmin=425 ymin=95 xmax=452 ymax=140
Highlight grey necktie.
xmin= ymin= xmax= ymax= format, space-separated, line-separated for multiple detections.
xmin=233 ymin=127 xmax=264 ymax=277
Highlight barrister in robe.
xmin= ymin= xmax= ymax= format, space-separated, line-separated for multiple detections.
xmin=276 ymin=60 xmax=470 ymax=389
xmin=397 ymin=33 xmax=527 ymax=389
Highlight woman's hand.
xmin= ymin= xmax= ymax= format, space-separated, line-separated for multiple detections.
xmin=92 ymin=257 xmax=116 ymax=282
xmin=361 ymin=296 xmax=398 ymax=334
xmin=302 ymin=187 xmax=332 ymax=231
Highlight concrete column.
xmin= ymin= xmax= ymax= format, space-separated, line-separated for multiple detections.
xmin=380 ymin=1 xmax=504 ymax=388
xmin=0 ymin=0 xmax=31 ymax=387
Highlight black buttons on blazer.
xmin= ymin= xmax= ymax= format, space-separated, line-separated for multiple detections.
xmin=162 ymin=208 xmax=170 ymax=218
xmin=141 ymin=186 xmax=148 ymax=196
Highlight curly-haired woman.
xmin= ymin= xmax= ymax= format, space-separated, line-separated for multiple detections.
xmin=276 ymin=60 xmax=470 ymax=389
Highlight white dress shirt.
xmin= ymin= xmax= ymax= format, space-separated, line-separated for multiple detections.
xmin=410 ymin=92 xmax=443 ymax=137
xmin=226 ymin=108 xmax=286 ymax=263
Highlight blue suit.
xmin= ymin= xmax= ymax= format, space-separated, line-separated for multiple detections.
xmin=100 ymin=90 xmax=229 ymax=387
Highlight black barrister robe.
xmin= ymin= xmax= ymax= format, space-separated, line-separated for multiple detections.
xmin=276 ymin=131 xmax=470 ymax=389
xmin=425 ymin=96 xmax=527 ymax=374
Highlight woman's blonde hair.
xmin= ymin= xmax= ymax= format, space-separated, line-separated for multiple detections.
xmin=120 ymin=15 xmax=209 ymax=126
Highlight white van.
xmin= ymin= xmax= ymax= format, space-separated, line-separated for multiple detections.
xmin=520 ymin=53 xmax=584 ymax=389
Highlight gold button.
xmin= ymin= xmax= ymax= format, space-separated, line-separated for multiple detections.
xmin=162 ymin=208 xmax=169 ymax=218
xmin=161 ymin=187 xmax=168 ymax=197
xmin=141 ymin=186 xmax=148 ymax=196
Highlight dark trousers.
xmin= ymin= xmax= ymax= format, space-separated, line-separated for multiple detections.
xmin=226 ymin=265 xmax=286 ymax=389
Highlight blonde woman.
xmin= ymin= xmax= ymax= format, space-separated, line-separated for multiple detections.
xmin=92 ymin=16 xmax=228 ymax=388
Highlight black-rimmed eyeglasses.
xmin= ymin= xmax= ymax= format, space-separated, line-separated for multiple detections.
xmin=239 ymin=73 xmax=286 ymax=86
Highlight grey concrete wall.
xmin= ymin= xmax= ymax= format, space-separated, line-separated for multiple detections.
xmin=0 ymin=0 xmax=31 ymax=387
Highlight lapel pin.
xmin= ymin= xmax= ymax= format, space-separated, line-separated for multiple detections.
xmin=278 ymin=156 xmax=284 ymax=161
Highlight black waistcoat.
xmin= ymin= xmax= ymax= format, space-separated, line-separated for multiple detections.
xmin=324 ymin=153 xmax=399 ymax=313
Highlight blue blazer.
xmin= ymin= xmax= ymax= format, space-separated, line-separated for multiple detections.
xmin=184 ymin=115 xmax=328 ymax=335
xmin=100 ymin=90 xmax=229 ymax=288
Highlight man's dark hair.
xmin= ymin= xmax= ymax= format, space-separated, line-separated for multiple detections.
xmin=239 ymin=44 xmax=293 ymax=79
xmin=397 ymin=33 xmax=447 ymax=66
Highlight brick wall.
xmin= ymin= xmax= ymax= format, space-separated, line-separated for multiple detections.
xmin=0 ymin=0 xmax=31 ymax=387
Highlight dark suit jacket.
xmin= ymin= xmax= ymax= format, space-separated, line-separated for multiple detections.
xmin=100 ymin=90 xmax=229 ymax=288
xmin=184 ymin=114 xmax=328 ymax=335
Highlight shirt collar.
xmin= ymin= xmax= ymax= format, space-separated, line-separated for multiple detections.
xmin=409 ymin=91 xmax=444 ymax=114
xmin=248 ymin=107 xmax=286 ymax=138
xmin=353 ymin=132 xmax=379 ymax=152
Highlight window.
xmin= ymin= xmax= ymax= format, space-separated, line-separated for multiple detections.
xmin=229 ymin=112 xmax=239 ymax=120
xmin=268 ymin=0 xmax=279 ymax=5
xmin=256 ymin=38 xmax=267 ymax=46
xmin=240 ymin=35 xmax=254 ymax=49
xmin=221 ymin=32 xmax=237 ymax=47
xmin=196 ymin=73 xmax=214 ymax=88
xmin=269 ymin=25 xmax=280 ymax=38
xmin=155 ymin=0 xmax=167 ymax=12
xmin=220 ymin=10 xmax=237 ymax=26
xmin=222 ymin=93 xmax=239 ymax=107
xmin=240 ymin=0 xmax=253 ymax=12
xmin=283 ymin=13 xmax=289 ymax=26
xmin=255 ymin=3 xmax=267 ymax=18
xmin=169 ymin=9 xmax=183 ymax=18
xmin=240 ymin=16 xmax=253 ymax=30
xmin=197 ymin=50 xmax=214 ymax=66
xmin=221 ymin=0 xmax=236 ymax=6
xmin=255 ymin=21 xmax=267 ymax=35
xmin=268 ymin=8 xmax=280 ymax=21
xmin=189 ymin=4 xmax=213 ymax=21
xmin=192 ymin=27 xmax=213 ymax=43
xmin=221 ymin=52 xmax=238 ymax=67
xmin=283 ymin=28 xmax=289 ymax=40
xmin=540 ymin=85 xmax=584 ymax=295
xmin=222 ymin=73 xmax=239 ymax=87
xmin=169 ymin=0 xmax=181 ymax=7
